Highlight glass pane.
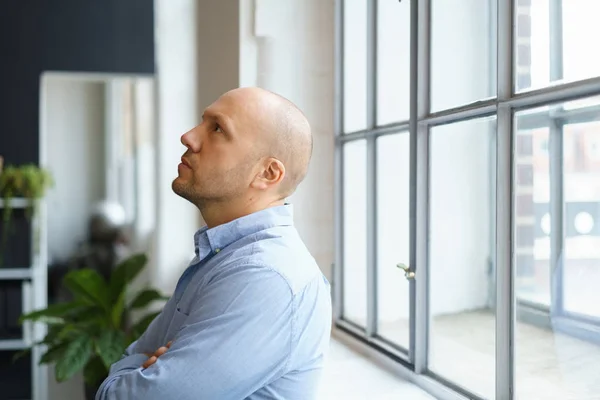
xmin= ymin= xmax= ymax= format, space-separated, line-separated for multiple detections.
xmin=515 ymin=123 xmax=551 ymax=305
xmin=343 ymin=0 xmax=367 ymax=133
xmin=516 ymin=0 xmax=600 ymax=92
xmin=343 ymin=140 xmax=368 ymax=327
xmin=376 ymin=0 xmax=410 ymax=125
xmin=429 ymin=117 xmax=496 ymax=399
xmin=0 ymin=281 xmax=23 ymax=340
xmin=563 ymin=121 xmax=600 ymax=319
xmin=376 ymin=133 xmax=410 ymax=349
xmin=515 ymin=100 xmax=600 ymax=399
xmin=430 ymin=0 xmax=496 ymax=111
xmin=0 ymin=350 xmax=32 ymax=399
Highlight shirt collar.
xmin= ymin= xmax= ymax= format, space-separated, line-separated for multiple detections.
xmin=193 ymin=204 xmax=294 ymax=261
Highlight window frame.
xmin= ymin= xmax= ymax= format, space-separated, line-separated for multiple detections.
xmin=334 ymin=0 xmax=600 ymax=399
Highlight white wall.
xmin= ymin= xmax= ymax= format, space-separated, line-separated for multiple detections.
xmin=131 ymin=79 xmax=158 ymax=255
xmin=43 ymin=77 xmax=106 ymax=264
xmin=153 ymin=0 xmax=203 ymax=293
xmin=240 ymin=0 xmax=336 ymax=280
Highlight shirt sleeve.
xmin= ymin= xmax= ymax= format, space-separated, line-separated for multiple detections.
xmin=102 ymin=303 xmax=170 ymax=377
xmin=95 ymin=264 xmax=294 ymax=400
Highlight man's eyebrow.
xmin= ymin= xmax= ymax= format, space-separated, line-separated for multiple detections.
xmin=203 ymin=110 xmax=232 ymax=133
xmin=203 ymin=110 xmax=223 ymax=122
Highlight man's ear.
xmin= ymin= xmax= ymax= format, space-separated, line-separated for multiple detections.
xmin=251 ymin=158 xmax=285 ymax=190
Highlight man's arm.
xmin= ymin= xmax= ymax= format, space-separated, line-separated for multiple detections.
xmin=102 ymin=300 xmax=171 ymax=377
xmin=95 ymin=264 xmax=294 ymax=400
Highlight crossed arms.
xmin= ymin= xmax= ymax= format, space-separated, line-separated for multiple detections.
xmin=95 ymin=266 xmax=293 ymax=400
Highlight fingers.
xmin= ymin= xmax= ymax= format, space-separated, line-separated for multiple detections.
xmin=141 ymin=342 xmax=173 ymax=369
xmin=142 ymin=356 xmax=157 ymax=369
xmin=154 ymin=346 xmax=169 ymax=358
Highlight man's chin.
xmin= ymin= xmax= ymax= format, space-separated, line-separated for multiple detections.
xmin=171 ymin=178 xmax=187 ymax=197
xmin=172 ymin=178 xmax=201 ymax=204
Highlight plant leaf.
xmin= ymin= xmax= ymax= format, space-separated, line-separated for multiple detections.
xmin=109 ymin=253 xmax=147 ymax=302
xmin=44 ymin=324 xmax=81 ymax=345
xmin=19 ymin=301 xmax=84 ymax=323
xmin=129 ymin=289 xmax=168 ymax=310
xmin=55 ymin=335 xmax=93 ymax=382
xmin=11 ymin=348 xmax=31 ymax=363
xmin=95 ymin=330 xmax=126 ymax=369
xmin=131 ymin=311 xmax=161 ymax=339
xmin=84 ymin=356 xmax=109 ymax=388
xmin=63 ymin=269 xmax=110 ymax=311
xmin=111 ymin=290 xmax=126 ymax=329
xmin=40 ymin=342 xmax=70 ymax=364
xmin=30 ymin=316 xmax=65 ymax=325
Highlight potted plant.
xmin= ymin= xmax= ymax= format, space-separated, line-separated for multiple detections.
xmin=18 ymin=253 xmax=168 ymax=400
xmin=0 ymin=162 xmax=53 ymax=265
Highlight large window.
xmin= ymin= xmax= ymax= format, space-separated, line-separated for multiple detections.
xmin=334 ymin=1 xmax=600 ymax=399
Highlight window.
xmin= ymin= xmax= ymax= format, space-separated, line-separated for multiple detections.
xmin=428 ymin=117 xmax=496 ymax=399
xmin=376 ymin=133 xmax=410 ymax=349
xmin=335 ymin=0 xmax=600 ymax=399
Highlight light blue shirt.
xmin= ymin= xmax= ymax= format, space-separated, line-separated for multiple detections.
xmin=96 ymin=204 xmax=332 ymax=400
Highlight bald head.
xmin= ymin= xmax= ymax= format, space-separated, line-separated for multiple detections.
xmin=223 ymin=87 xmax=313 ymax=198
xmin=174 ymin=87 xmax=313 ymax=224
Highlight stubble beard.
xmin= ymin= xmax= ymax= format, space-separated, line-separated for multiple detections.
xmin=172 ymin=154 xmax=258 ymax=210
xmin=172 ymin=175 xmax=245 ymax=211
xmin=172 ymin=177 xmax=199 ymax=205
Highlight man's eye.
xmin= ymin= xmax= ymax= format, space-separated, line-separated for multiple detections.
xmin=215 ymin=124 xmax=223 ymax=133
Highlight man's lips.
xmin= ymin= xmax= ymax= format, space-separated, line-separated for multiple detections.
xmin=180 ymin=157 xmax=191 ymax=168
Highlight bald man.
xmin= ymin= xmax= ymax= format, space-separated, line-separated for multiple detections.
xmin=96 ymin=87 xmax=332 ymax=400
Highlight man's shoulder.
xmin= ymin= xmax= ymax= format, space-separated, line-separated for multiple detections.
xmin=220 ymin=228 xmax=324 ymax=296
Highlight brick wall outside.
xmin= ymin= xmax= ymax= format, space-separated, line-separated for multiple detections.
xmin=514 ymin=0 xmax=535 ymax=282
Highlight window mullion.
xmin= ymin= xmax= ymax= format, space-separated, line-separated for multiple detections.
xmin=365 ymin=0 xmax=378 ymax=338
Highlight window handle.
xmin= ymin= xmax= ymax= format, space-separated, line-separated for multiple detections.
xmin=396 ymin=263 xmax=415 ymax=280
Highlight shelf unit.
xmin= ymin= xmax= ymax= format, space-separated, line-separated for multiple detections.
xmin=0 ymin=197 xmax=48 ymax=400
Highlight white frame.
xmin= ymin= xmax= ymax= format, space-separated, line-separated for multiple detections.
xmin=38 ymin=71 xmax=156 ymax=400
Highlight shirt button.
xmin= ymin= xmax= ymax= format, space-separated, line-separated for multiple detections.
xmin=215 ymin=248 xmax=220 ymax=253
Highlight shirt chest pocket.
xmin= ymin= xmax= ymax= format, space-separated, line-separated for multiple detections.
xmin=164 ymin=307 xmax=190 ymax=341
xmin=164 ymin=271 xmax=204 ymax=341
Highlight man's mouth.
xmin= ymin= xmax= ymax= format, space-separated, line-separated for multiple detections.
xmin=180 ymin=157 xmax=191 ymax=168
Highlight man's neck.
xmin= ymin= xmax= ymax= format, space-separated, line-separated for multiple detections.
xmin=199 ymin=198 xmax=285 ymax=229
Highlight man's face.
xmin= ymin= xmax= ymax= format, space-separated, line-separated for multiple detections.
xmin=172 ymin=93 xmax=261 ymax=206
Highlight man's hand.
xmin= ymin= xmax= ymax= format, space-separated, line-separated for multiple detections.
xmin=142 ymin=341 xmax=172 ymax=369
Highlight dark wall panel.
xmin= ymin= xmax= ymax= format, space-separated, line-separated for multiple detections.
xmin=42 ymin=0 xmax=155 ymax=74
xmin=0 ymin=0 xmax=155 ymax=166
xmin=0 ymin=3 xmax=43 ymax=165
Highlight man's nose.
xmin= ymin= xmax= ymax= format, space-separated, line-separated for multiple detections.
xmin=180 ymin=127 xmax=202 ymax=152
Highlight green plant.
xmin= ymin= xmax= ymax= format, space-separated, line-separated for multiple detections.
xmin=18 ymin=253 xmax=168 ymax=389
xmin=0 ymin=163 xmax=53 ymax=265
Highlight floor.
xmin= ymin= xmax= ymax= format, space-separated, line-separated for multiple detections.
xmin=380 ymin=310 xmax=600 ymax=400
xmin=48 ymin=314 xmax=600 ymax=400
xmin=318 ymin=339 xmax=435 ymax=400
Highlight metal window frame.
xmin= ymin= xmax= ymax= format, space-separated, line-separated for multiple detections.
xmin=365 ymin=0 xmax=378 ymax=338
xmin=333 ymin=0 xmax=600 ymax=399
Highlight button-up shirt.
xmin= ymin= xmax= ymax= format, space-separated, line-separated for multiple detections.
xmin=96 ymin=204 xmax=332 ymax=400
